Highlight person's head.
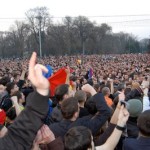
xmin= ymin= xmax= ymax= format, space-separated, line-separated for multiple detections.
xmin=61 ymin=97 xmax=79 ymax=121
xmin=64 ymin=126 xmax=94 ymax=150
xmin=131 ymin=82 xmax=140 ymax=90
xmin=74 ymin=90 xmax=87 ymax=106
xmin=55 ymin=84 xmax=69 ymax=103
xmin=6 ymin=82 xmax=19 ymax=95
xmin=99 ymin=82 xmax=105 ymax=92
xmin=93 ymin=84 xmax=100 ymax=93
xmin=117 ymin=83 xmax=126 ymax=92
xmin=102 ymin=87 xmax=110 ymax=96
xmin=85 ymin=99 xmax=97 ymax=115
xmin=87 ymin=79 xmax=93 ymax=86
xmin=12 ymin=91 xmax=25 ymax=104
xmin=137 ymin=110 xmax=150 ymax=137
xmin=124 ymin=87 xmax=131 ymax=96
xmin=6 ymin=107 xmax=16 ymax=123
xmin=0 ymin=76 xmax=10 ymax=86
xmin=0 ymin=84 xmax=6 ymax=95
xmin=127 ymin=99 xmax=143 ymax=118
xmin=13 ymin=73 xmax=20 ymax=83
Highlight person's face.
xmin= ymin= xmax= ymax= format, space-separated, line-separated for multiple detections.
xmin=0 ymin=85 xmax=5 ymax=94
xmin=12 ymin=84 xmax=19 ymax=94
xmin=14 ymin=75 xmax=20 ymax=83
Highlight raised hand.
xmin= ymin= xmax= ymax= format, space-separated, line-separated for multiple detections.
xmin=65 ymin=66 xmax=70 ymax=75
xmin=28 ymin=52 xmax=50 ymax=96
xmin=81 ymin=84 xmax=96 ymax=96
xmin=11 ymin=96 xmax=18 ymax=104
xmin=118 ymin=92 xmax=125 ymax=101
xmin=117 ymin=106 xmax=129 ymax=127
xmin=34 ymin=125 xmax=55 ymax=145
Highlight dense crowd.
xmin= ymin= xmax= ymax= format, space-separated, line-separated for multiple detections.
xmin=0 ymin=53 xmax=150 ymax=150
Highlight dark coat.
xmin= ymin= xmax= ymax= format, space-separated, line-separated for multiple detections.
xmin=0 ymin=91 xmax=49 ymax=150
xmin=123 ymin=136 xmax=150 ymax=150
xmin=49 ymin=93 xmax=111 ymax=138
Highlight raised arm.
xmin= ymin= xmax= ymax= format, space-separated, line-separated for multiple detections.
xmin=79 ymin=84 xmax=111 ymax=135
xmin=0 ymin=52 xmax=50 ymax=150
xmin=11 ymin=96 xmax=22 ymax=116
xmin=96 ymin=105 xmax=129 ymax=150
xmin=94 ymin=92 xmax=126 ymax=146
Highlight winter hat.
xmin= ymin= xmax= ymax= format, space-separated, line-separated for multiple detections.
xmin=128 ymin=99 xmax=143 ymax=117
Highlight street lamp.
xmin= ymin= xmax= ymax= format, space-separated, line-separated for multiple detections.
xmin=82 ymin=32 xmax=86 ymax=55
xmin=36 ymin=15 xmax=42 ymax=57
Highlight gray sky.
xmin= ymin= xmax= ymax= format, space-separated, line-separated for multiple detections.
xmin=0 ymin=0 xmax=150 ymax=39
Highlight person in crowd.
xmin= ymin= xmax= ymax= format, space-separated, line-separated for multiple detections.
xmin=0 ymin=52 xmax=149 ymax=150
xmin=0 ymin=52 xmax=50 ymax=149
xmin=74 ymin=90 xmax=89 ymax=118
xmin=102 ymin=87 xmax=114 ymax=107
xmin=48 ymin=84 xmax=70 ymax=124
xmin=64 ymin=105 xmax=129 ymax=150
xmin=123 ymin=110 xmax=150 ymax=150
xmin=0 ymin=82 xmax=19 ymax=112
xmin=49 ymin=84 xmax=111 ymax=138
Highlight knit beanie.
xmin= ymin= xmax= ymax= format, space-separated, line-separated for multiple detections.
xmin=128 ymin=99 xmax=143 ymax=117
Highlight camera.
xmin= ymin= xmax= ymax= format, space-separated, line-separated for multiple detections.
xmin=120 ymin=100 xmax=130 ymax=110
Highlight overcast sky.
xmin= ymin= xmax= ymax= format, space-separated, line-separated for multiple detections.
xmin=0 ymin=0 xmax=150 ymax=39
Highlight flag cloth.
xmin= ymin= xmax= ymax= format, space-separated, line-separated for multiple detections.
xmin=43 ymin=65 xmax=53 ymax=79
xmin=0 ymin=109 xmax=6 ymax=125
xmin=48 ymin=68 xmax=67 ymax=97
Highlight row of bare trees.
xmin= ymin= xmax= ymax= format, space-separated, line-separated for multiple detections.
xmin=0 ymin=7 xmax=149 ymax=58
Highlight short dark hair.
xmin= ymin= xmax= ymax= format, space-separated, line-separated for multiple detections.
xmin=61 ymin=97 xmax=78 ymax=119
xmin=74 ymin=90 xmax=86 ymax=103
xmin=93 ymin=84 xmax=100 ymax=92
xmin=137 ymin=110 xmax=150 ymax=137
xmin=0 ymin=77 xmax=10 ymax=86
xmin=124 ymin=87 xmax=131 ymax=96
xmin=55 ymin=84 xmax=69 ymax=102
xmin=6 ymin=107 xmax=16 ymax=121
xmin=64 ymin=126 xmax=92 ymax=150
xmin=6 ymin=82 xmax=15 ymax=94
xmin=85 ymin=99 xmax=97 ymax=115
xmin=117 ymin=83 xmax=125 ymax=91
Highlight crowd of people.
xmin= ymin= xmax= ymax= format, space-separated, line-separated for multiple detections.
xmin=0 ymin=53 xmax=150 ymax=150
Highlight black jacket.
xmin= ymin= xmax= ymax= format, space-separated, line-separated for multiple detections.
xmin=123 ymin=136 xmax=150 ymax=150
xmin=49 ymin=93 xmax=111 ymax=138
xmin=0 ymin=91 xmax=49 ymax=150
